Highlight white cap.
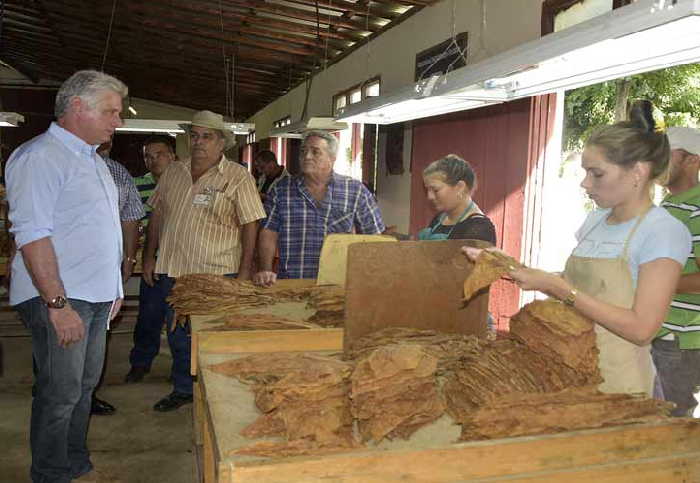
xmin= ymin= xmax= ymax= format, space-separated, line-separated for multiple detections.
xmin=667 ymin=127 xmax=700 ymax=155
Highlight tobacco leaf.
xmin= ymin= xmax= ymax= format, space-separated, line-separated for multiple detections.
xmin=463 ymin=250 xmax=522 ymax=301
xmin=460 ymin=386 xmax=674 ymax=440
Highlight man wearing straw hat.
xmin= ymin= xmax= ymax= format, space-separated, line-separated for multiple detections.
xmin=141 ymin=110 xmax=265 ymax=411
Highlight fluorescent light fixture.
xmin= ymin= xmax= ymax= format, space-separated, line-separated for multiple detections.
xmin=116 ymin=119 xmax=255 ymax=135
xmin=338 ymin=0 xmax=700 ymax=125
xmin=116 ymin=119 xmax=186 ymax=133
xmin=228 ymin=122 xmax=255 ymax=135
xmin=269 ymin=117 xmax=348 ymax=138
xmin=0 ymin=112 xmax=24 ymax=127
xmin=128 ymin=105 xmax=138 ymax=116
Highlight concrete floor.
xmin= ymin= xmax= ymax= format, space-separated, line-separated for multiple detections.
xmin=0 ymin=324 xmax=194 ymax=483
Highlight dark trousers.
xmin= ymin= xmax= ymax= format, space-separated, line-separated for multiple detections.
xmin=129 ymin=275 xmax=192 ymax=395
xmin=652 ymin=337 xmax=700 ymax=417
xmin=16 ymin=297 xmax=111 ymax=483
xmin=129 ymin=277 xmax=172 ymax=371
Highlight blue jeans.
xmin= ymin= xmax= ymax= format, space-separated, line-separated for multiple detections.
xmin=130 ymin=275 xmax=192 ymax=395
xmin=129 ymin=277 xmax=171 ymax=370
xmin=16 ymin=297 xmax=111 ymax=483
xmin=131 ymin=273 xmax=236 ymax=396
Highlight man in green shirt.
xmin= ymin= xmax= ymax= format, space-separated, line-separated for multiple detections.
xmin=656 ymin=126 xmax=700 ymax=416
xmin=125 ymin=135 xmax=176 ymax=383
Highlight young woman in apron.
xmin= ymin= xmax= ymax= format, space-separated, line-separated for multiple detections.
xmin=418 ymin=154 xmax=496 ymax=245
xmin=464 ymin=105 xmax=691 ymax=396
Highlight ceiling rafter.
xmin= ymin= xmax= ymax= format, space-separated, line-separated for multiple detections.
xmin=0 ymin=0 xmax=438 ymax=117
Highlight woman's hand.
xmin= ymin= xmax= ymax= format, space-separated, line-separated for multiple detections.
xmin=462 ymin=246 xmax=566 ymax=296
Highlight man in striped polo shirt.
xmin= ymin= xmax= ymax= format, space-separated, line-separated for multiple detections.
xmin=655 ymin=126 xmax=700 ymax=416
xmin=142 ymin=111 xmax=265 ymax=411
xmin=125 ymin=136 xmax=175 ymax=384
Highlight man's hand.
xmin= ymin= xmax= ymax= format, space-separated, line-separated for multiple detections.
xmin=49 ymin=306 xmax=85 ymax=347
xmin=121 ymin=258 xmax=135 ymax=283
xmin=109 ymin=298 xmax=123 ymax=321
xmin=142 ymin=256 xmax=157 ymax=287
xmin=253 ymin=270 xmax=277 ymax=287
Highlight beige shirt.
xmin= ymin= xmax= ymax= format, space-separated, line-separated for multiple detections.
xmin=150 ymin=156 xmax=265 ymax=277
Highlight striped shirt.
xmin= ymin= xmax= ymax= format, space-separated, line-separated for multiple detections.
xmin=150 ymin=155 xmax=265 ymax=277
xmin=263 ymin=173 xmax=385 ymax=279
xmin=660 ymin=184 xmax=700 ymax=349
xmin=134 ymin=171 xmax=156 ymax=224
xmin=104 ymin=157 xmax=145 ymax=222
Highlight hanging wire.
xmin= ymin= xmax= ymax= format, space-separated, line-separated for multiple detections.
xmin=416 ymin=0 xmax=468 ymax=82
xmin=100 ymin=0 xmax=119 ymax=71
xmin=218 ymin=0 xmax=233 ymax=118
xmin=323 ymin=0 xmax=333 ymax=70
xmin=364 ymin=0 xmax=371 ymax=83
xmin=234 ymin=52 xmax=236 ymax=120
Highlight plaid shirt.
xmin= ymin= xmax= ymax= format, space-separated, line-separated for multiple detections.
xmin=104 ymin=157 xmax=145 ymax=222
xmin=263 ymin=173 xmax=385 ymax=279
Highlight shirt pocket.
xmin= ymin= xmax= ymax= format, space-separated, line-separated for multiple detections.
xmin=327 ymin=208 xmax=354 ymax=233
xmin=208 ymin=192 xmax=236 ymax=227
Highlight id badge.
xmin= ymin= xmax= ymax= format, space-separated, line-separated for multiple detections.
xmin=193 ymin=193 xmax=212 ymax=206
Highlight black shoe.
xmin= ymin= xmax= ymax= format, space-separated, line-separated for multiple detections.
xmin=125 ymin=366 xmax=150 ymax=383
xmin=91 ymin=396 xmax=116 ymax=416
xmin=153 ymin=392 xmax=193 ymax=412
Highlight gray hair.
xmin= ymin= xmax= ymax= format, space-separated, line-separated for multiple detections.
xmin=55 ymin=70 xmax=128 ymax=119
xmin=303 ymin=130 xmax=338 ymax=157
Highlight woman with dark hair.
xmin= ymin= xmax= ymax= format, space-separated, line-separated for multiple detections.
xmin=464 ymin=102 xmax=691 ymax=396
xmin=418 ymin=154 xmax=496 ymax=244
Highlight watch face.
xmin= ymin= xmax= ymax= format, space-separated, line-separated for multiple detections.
xmin=48 ymin=296 xmax=67 ymax=309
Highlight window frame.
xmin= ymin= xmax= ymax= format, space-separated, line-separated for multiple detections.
xmin=333 ymin=76 xmax=382 ymax=116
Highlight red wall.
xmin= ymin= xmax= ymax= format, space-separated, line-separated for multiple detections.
xmin=410 ymin=98 xmax=532 ymax=330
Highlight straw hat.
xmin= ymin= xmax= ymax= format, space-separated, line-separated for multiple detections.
xmin=180 ymin=110 xmax=236 ymax=149
xmin=667 ymin=127 xmax=700 ymax=156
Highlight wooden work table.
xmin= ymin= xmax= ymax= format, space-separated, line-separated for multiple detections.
xmin=191 ymin=328 xmax=700 ymax=483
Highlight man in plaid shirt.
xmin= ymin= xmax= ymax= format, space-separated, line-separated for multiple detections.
xmin=90 ymin=139 xmax=144 ymax=416
xmin=254 ymin=130 xmax=385 ymax=285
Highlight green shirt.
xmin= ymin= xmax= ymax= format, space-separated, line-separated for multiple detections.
xmin=659 ymin=183 xmax=700 ymax=349
xmin=134 ymin=172 xmax=156 ymax=226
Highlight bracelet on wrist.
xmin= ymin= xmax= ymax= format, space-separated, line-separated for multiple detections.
xmin=562 ymin=288 xmax=578 ymax=307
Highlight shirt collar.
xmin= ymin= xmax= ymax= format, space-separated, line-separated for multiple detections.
xmin=664 ymin=183 xmax=700 ymax=204
xmin=296 ymin=171 xmax=337 ymax=187
xmin=48 ymin=122 xmax=98 ymax=159
xmin=183 ymin=154 xmax=228 ymax=174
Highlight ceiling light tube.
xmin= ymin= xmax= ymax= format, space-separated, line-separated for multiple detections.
xmin=0 ymin=112 xmax=25 ymax=127
xmin=337 ymin=0 xmax=700 ymax=125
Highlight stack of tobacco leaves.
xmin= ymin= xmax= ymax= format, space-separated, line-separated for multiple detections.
xmin=459 ymin=386 xmax=674 ymax=440
xmin=209 ymin=353 xmax=356 ymax=455
xmin=217 ymin=314 xmax=318 ymax=331
xmin=349 ymin=345 xmax=445 ymax=443
xmin=168 ymin=274 xmax=311 ymax=317
xmin=443 ymin=337 xmax=596 ymax=422
xmin=306 ymin=285 xmax=345 ymax=327
xmin=168 ymin=275 xmax=347 ymax=328
xmin=509 ymin=299 xmax=601 ymax=380
xmin=346 ymin=327 xmax=483 ymax=374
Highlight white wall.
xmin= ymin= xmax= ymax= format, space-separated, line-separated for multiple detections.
xmin=248 ymin=0 xmax=544 ymax=232
xmin=128 ymin=97 xmax=197 ymax=120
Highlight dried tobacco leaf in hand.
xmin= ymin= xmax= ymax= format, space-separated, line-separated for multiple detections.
xmin=463 ymin=250 xmax=522 ymax=301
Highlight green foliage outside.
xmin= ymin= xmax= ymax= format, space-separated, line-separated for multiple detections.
xmin=563 ymin=64 xmax=700 ymax=153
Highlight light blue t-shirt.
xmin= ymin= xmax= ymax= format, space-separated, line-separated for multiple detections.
xmin=572 ymin=207 xmax=691 ymax=285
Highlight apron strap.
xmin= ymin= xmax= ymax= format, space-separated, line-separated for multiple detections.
xmin=621 ymin=205 xmax=653 ymax=260
xmin=430 ymin=200 xmax=475 ymax=237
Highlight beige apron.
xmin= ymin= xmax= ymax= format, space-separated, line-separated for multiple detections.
xmin=563 ymin=211 xmax=655 ymax=396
